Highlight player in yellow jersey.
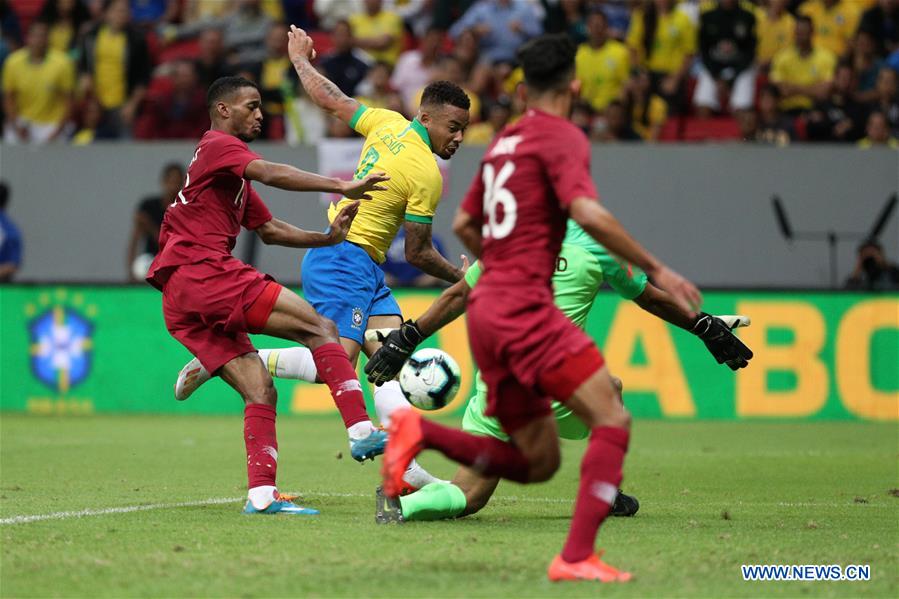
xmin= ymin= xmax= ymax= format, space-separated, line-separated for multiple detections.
xmin=290 ymin=26 xmax=470 ymax=488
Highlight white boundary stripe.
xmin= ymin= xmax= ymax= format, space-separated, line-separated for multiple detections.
xmin=2 ymin=492 xmax=892 ymax=526
xmin=0 ymin=497 xmax=243 ymax=525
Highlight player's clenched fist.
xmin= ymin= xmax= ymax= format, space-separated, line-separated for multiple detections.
xmin=287 ymin=24 xmax=316 ymax=63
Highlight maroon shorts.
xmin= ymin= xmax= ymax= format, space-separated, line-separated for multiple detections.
xmin=467 ymin=284 xmax=605 ymax=435
xmin=161 ymin=255 xmax=278 ymax=374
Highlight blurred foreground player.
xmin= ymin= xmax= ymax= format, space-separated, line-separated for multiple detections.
xmin=368 ymin=223 xmax=752 ymax=524
xmin=146 ymin=76 xmax=390 ymax=515
xmin=381 ymin=34 xmax=703 ymax=582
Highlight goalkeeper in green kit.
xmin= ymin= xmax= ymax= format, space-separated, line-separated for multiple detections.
xmin=364 ymin=221 xmax=752 ymax=523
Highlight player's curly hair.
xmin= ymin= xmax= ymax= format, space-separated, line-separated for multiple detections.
xmin=421 ymin=81 xmax=471 ymax=111
xmin=517 ymin=34 xmax=577 ymax=93
xmin=206 ymin=76 xmax=259 ymax=110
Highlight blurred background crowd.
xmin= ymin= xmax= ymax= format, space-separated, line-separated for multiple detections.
xmin=1 ymin=0 xmax=898 ymax=147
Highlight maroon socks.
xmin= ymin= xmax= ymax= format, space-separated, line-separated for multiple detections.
xmin=244 ymin=403 xmax=278 ymax=489
xmin=560 ymin=426 xmax=630 ymax=563
xmin=312 ymin=343 xmax=370 ymax=429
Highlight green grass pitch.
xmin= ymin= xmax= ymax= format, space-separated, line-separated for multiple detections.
xmin=1 ymin=414 xmax=896 ymax=598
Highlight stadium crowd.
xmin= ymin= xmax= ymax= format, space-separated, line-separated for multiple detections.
xmin=1 ymin=0 xmax=897 ymax=146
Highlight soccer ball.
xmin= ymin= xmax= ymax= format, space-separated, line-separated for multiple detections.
xmin=399 ymin=348 xmax=461 ymax=411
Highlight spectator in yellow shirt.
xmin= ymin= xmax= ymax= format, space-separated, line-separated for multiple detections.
xmin=254 ymin=22 xmax=291 ymax=137
xmin=412 ymin=56 xmax=481 ymax=121
xmin=71 ymin=98 xmax=103 ymax=145
xmin=754 ymin=0 xmax=795 ymax=69
xmin=798 ymin=0 xmax=862 ymax=59
xmin=349 ymin=0 xmax=404 ymax=67
xmin=354 ymin=61 xmax=404 ymax=113
xmin=858 ymin=110 xmax=899 ymax=147
xmin=464 ymin=98 xmax=512 ymax=144
xmin=576 ymin=8 xmax=631 ymax=113
xmin=626 ymin=0 xmax=697 ymax=112
xmin=2 ymin=21 xmax=74 ymax=144
xmin=624 ymin=69 xmax=668 ymax=141
xmin=77 ymin=0 xmax=151 ymax=139
xmin=37 ymin=0 xmax=91 ymax=56
xmin=770 ymin=16 xmax=836 ymax=113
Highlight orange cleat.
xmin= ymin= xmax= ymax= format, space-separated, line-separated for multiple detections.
xmin=381 ymin=409 xmax=424 ymax=498
xmin=275 ymin=491 xmax=299 ymax=502
xmin=547 ymin=552 xmax=632 ymax=583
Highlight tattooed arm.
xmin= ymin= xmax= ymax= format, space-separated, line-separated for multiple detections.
xmin=287 ymin=25 xmax=360 ymax=124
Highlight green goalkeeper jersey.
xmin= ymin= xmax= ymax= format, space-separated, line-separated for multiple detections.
xmin=461 ymin=222 xmax=648 ymax=441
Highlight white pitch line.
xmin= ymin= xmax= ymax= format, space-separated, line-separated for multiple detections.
xmin=0 ymin=497 xmax=243 ymax=525
xmin=2 ymin=492 xmax=893 ymax=526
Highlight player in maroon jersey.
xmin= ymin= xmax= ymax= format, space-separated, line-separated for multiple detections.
xmin=147 ymin=76 xmax=391 ymax=515
xmin=381 ymin=35 xmax=704 ymax=579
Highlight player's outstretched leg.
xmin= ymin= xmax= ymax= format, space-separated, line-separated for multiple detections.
xmin=364 ymin=315 xmax=444 ymax=490
xmin=261 ymin=287 xmax=386 ymax=462
xmin=544 ymin=358 xmax=632 ymax=582
xmin=175 ymin=347 xmax=317 ymax=401
xmin=380 ymin=466 xmax=499 ymax=523
xmin=382 ymin=408 xmax=553 ymax=498
xmin=219 ymin=353 xmax=319 ymax=515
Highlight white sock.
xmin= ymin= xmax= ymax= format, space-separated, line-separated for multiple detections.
xmin=347 ymin=421 xmax=376 ymax=440
xmin=404 ymin=461 xmax=446 ymax=488
xmin=373 ymin=380 xmax=409 ymax=427
xmin=247 ymin=485 xmax=277 ymax=509
xmin=257 ymin=348 xmax=318 ymax=382
xmin=374 ymin=381 xmax=443 ymax=487
xmin=257 ymin=348 xmax=377 ymax=440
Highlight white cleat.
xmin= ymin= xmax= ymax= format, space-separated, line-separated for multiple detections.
xmin=174 ymin=357 xmax=210 ymax=401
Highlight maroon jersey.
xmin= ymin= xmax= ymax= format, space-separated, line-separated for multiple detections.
xmin=460 ymin=109 xmax=598 ymax=288
xmin=147 ymin=130 xmax=273 ymax=289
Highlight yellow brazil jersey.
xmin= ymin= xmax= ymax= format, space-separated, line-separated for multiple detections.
xmin=632 ymin=94 xmax=668 ymax=141
xmin=858 ymin=137 xmax=899 ymax=149
xmin=48 ymin=22 xmax=74 ymax=53
xmin=72 ymin=128 xmax=96 ymax=145
xmin=94 ymin=26 xmax=127 ymax=109
xmin=328 ymin=105 xmax=443 ymax=263
xmin=261 ymin=56 xmax=289 ymax=115
xmin=798 ymin=0 xmax=861 ymax=58
xmin=626 ymin=7 xmax=696 ymax=74
xmin=1 ymin=48 xmax=74 ymax=125
xmin=755 ymin=8 xmax=795 ymax=64
xmin=576 ymin=39 xmax=630 ymax=112
xmin=463 ymin=122 xmax=497 ymax=145
xmin=348 ymin=10 xmax=404 ymax=66
xmin=770 ymin=46 xmax=837 ymax=111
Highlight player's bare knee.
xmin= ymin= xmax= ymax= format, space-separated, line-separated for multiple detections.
xmin=599 ymin=403 xmax=630 ymax=429
xmin=244 ymin=380 xmax=277 ymax=406
xmin=528 ymin=449 xmax=560 ymax=483
xmin=311 ymin=316 xmax=339 ymax=344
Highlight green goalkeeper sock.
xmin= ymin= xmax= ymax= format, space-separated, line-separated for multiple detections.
xmin=399 ymin=482 xmax=467 ymax=521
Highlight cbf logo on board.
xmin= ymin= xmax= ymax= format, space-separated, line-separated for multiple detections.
xmin=27 ymin=290 xmax=95 ymax=393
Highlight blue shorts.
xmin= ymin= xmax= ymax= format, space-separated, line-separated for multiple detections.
xmin=301 ymin=241 xmax=402 ymax=344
